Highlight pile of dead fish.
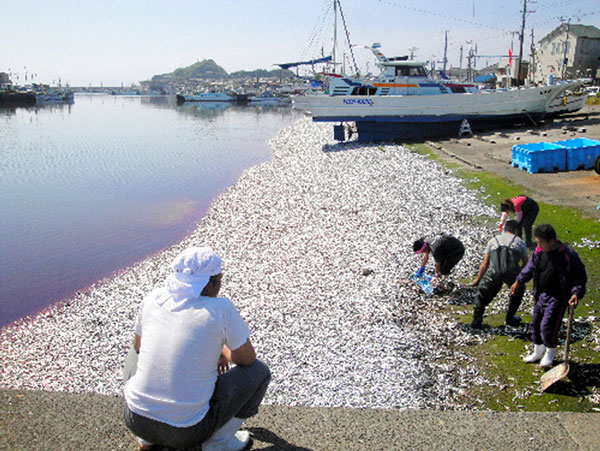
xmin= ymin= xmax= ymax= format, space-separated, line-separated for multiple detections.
xmin=1 ymin=118 xmax=520 ymax=409
xmin=572 ymin=238 xmax=600 ymax=250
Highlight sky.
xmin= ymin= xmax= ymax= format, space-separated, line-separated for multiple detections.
xmin=1 ymin=0 xmax=599 ymax=86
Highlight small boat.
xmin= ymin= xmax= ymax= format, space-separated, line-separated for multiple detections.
xmin=176 ymin=91 xmax=234 ymax=104
xmin=35 ymin=89 xmax=74 ymax=104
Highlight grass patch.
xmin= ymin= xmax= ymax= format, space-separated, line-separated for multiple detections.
xmin=586 ymin=95 xmax=600 ymax=106
xmin=413 ymin=141 xmax=600 ymax=411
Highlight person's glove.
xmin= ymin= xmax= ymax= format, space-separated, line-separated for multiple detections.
xmin=415 ymin=265 xmax=425 ymax=277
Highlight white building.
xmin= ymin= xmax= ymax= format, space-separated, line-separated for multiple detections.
xmin=534 ymin=24 xmax=600 ymax=84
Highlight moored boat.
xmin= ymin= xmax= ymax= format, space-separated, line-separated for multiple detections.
xmin=176 ymin=91 xmax=234 ymax=104
xmin=249 ymin=91 xmax=291 ymax=105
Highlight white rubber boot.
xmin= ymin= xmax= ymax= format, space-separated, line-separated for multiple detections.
xmin=202 ymin=417 xmax=250 ymax=451
xmin=136 ymin=437 xmax=154 ymax=450
xmin=540 ymin=347 xmax=557 ymax=368
xmin=523 ymin=344 xmax=546 ymax=363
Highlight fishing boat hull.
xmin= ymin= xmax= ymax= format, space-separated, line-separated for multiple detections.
xmin=293 ymin=82 xmax=582 ymax=141
xmin=176 ymin=93 xmax=234 ymax=103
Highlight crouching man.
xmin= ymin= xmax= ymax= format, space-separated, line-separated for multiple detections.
xmin=123 ymin=247 xmax=271 ymax=450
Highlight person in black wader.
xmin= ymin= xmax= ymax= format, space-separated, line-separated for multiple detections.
xmin=498 ymin=195 xmax=539 ymax=248
xmin=469 ymin=220 xmax=529 ymax=329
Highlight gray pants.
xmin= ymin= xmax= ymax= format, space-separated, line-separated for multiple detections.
xmin=123 ymin=348 xmax=271 ymax=450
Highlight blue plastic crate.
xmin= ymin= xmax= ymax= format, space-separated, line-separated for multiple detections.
xmin=551 ymin=138 xmax=600 ymax=170
xmin=511 ymin=144 xmax=522 ymax=168
xmin=518 ymin=142 xmax=566 ymax=173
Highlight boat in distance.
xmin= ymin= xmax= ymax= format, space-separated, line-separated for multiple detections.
xmin=176 ymin=92 xmax=234 ymax=103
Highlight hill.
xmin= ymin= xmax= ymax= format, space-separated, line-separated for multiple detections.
xmin=150 ymin=59 xmax=294 ymax=81
xmin=152 ymin=59 xmax=227 ymax=81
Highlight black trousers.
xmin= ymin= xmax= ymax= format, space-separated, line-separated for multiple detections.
xmin=474 ymin=270 xmax=525 ymax=321
xmin=518 ymin=198 xmax=539 ymax=245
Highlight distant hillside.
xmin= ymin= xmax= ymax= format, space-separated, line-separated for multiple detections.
xmin=229 ymin=68 xmax=294 ymax=79
xmin=150 ymin=59 xmax=294 ymax=81
xmin=152 ymin=59 xmax=227 ymax=81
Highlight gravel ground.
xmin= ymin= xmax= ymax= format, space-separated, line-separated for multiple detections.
xmin=2 ymin=117 xmax=510 ymax=410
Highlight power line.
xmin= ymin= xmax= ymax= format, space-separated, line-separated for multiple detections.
xmin=377 ymin=0 xmax=514 ymax=33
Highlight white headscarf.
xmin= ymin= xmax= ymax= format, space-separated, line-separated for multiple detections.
xmin=162 ymin=247 xmax=222 ymax=304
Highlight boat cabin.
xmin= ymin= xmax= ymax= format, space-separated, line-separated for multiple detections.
xmin=327 ymin=60 xmax=478 ymax=96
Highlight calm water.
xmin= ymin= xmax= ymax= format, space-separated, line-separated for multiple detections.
xmin=0 ymin=95 xmax=299 ymax=327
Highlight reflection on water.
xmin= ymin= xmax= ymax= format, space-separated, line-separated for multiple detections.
xmin=0 ymin=94 xmax=300 ymax=327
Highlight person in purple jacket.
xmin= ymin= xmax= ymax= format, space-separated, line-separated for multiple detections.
xmin=510 ymin=224 xmax=587 ymax=368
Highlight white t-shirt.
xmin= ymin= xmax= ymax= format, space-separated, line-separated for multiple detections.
xmin=124 ymin=289 xmax=250 ymax=427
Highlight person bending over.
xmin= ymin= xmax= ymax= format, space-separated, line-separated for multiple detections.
xmin=123 ymin=247 xmax=271 ymax=450
xmin=499 ymin=195 xmax=539 ymax=247
xmin=469 ymin=220 xmax=528 ymax=329
xmin=413 ymin=234 xmax=465 ymax=278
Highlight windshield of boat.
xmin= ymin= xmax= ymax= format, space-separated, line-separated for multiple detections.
xmin=395 ymin=65 xmax=427 ymax=77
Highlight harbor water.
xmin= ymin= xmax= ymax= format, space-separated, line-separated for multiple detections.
xmin=0 ymin=95 xmax=299 ymax=327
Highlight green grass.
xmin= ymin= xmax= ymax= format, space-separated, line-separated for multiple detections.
xmin=406 ymin=142 xmax=600 ymax=412
xmin=586 ymin=95 xmax=600 ymax=106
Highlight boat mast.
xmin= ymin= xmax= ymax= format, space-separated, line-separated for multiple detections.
xmin=333 ymin=0 xmax=338 ymax=73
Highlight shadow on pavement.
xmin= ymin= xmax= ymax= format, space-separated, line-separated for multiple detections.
xmin=248 ymin=427 xmax=312 ymax=450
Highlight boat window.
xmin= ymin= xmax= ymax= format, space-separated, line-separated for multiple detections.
xmin=395 ymin=66 xmax=409 ymax=77
xmin=449 ymin=86 xmax=466 ymax=93
xmin=351 ymin=87 xmax=377 ymax=96
xmin=395 ymin=66 xmax=426 ymax=77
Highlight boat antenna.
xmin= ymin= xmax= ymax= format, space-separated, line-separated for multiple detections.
xmin=336 ymin=0 xmax=360 ymax=75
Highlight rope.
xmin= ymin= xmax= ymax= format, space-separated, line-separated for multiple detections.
xmin=336 ymin=0 xmax=360 ymax=75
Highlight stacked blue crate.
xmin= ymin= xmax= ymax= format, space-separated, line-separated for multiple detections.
xmin=551 ymin=138 xmax=600 ymax=170
xmin=513 ymin=142 xmax=566 ymax=173
xmin=511 ymin=144 xmax=523 ymax=168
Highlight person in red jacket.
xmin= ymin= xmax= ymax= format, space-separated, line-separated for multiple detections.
xmin=498 ymin=195 xmax=539 ymax=248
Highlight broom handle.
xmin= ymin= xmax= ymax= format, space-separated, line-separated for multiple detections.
xmin=564 ymin=303 xmax=574 ymax=363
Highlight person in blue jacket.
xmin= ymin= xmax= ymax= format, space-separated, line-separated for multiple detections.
xmin=511 ymin=224 xmax=587 ymax=368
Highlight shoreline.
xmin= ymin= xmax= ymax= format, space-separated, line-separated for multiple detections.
xmin=1 ymin=117 xmax=498 ymax=409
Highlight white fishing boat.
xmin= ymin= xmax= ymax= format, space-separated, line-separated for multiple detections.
xmin=292 ymin=44 xmax=584 ymax=141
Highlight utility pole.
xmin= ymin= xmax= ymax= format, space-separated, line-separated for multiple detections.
xmin=561 ymin=18 xmax=571 ymax=79
xmin=530 ymin=28 xmax=536 ymax=84
xmin=443 ymin=30 xmax=449 ymax=72
xmin=459 ymin=45 xmax=463 ymax=76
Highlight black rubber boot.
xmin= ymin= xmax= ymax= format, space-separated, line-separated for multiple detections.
xmin=470 ymin=307 xmax=484 ymax=329
xmin=505 ymin=294 xmax=522 ymax=327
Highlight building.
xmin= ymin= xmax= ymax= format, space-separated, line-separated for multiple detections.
xmin=0 ymin=72 xmax=12 ymax=89
xmin=534 ymin=24 xmax=600 ymax=84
